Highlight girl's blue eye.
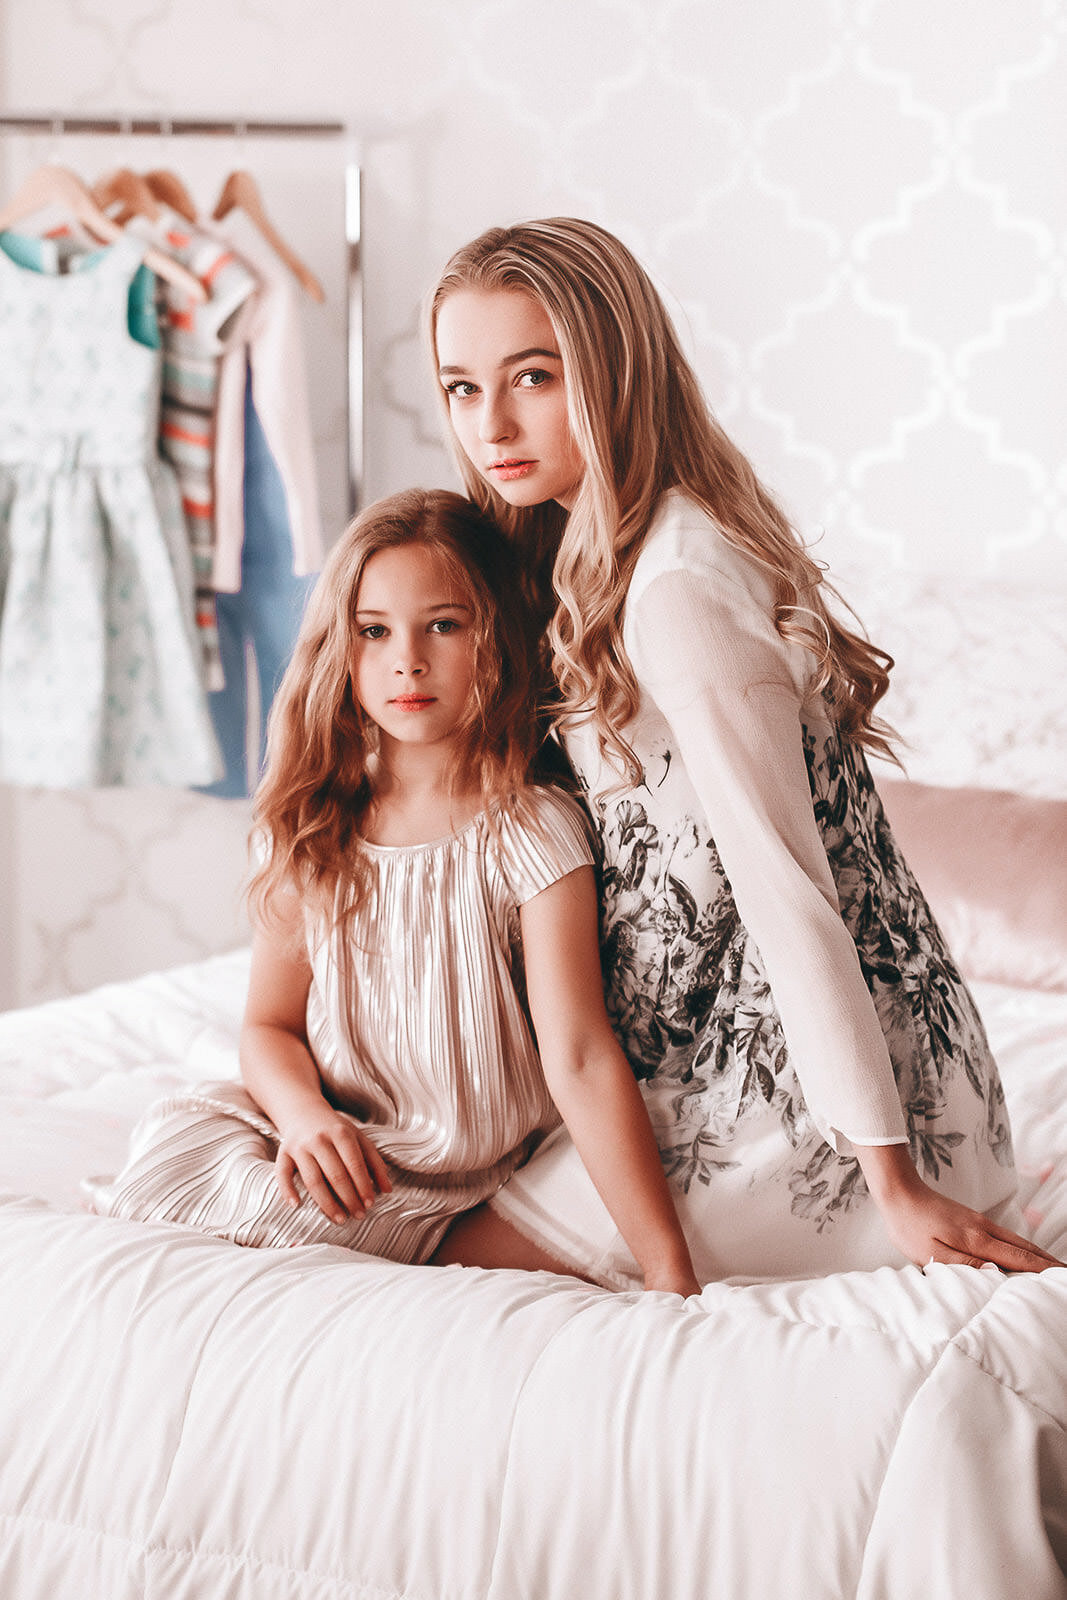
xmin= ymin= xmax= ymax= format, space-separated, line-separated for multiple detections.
xmin=518 ymin=369 xmax=549 ymax=388
xmin=361 ymin=624 xmax=386 ymax=640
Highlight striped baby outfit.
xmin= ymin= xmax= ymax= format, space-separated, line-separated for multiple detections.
xmin=133 ymin=210 xmax=258 ymax=688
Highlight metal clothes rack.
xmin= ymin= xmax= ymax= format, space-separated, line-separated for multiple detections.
xmin=0 ymin=114 xmax=348 ymax=137
xmin=0 ymin=112 xmax=363 ymax=511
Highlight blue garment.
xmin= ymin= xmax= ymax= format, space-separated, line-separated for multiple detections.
xmin=199 ymin=369 xmax=315 ymax=799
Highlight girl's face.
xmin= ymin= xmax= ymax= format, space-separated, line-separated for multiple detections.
xmin=352 ymin=542 xmax=478 ymax=759
xmin=435 ymin=288 xmax=585 ymax=512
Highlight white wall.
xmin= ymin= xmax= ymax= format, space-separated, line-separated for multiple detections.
xmin=0 ymin=0 xmax=1063 ymax=1003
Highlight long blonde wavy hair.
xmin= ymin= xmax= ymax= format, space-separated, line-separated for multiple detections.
xmin=249 ymin=488 xmax=542 ymax=938
xmin=428 ymin=217 xmax=896 ymax=779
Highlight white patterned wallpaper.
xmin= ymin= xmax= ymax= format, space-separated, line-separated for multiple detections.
xmin=0 ymin=0 xmax=1063 ymax=1005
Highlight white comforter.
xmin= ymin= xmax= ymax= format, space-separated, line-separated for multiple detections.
xmin=1 ymin=951 xmax=1065 ymax=1599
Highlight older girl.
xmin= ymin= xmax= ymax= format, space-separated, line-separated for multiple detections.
xmin=428 ymin=218 xmax=1059 ymax=1285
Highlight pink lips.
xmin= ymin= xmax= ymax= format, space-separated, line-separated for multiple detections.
xmin=489 ymin=459 xmax=535 ymax=481
xmin=391 ymin=695 xmax=435 ymax=710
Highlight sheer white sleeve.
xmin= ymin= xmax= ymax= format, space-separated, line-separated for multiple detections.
xmin=625 ymin=556 xmax=908 ymax=1153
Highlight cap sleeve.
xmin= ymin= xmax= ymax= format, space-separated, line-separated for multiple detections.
xmin=493 ymin=786 xmax=595 ymax=907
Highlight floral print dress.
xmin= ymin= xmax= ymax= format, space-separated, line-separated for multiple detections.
xmin=489 ymin=491 xmax=1020 ymax=1285
xmin=0 ymin=231 xmax=221 ymax=787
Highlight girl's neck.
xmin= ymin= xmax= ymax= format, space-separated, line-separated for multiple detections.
xmin=360 ymin=747 xmax=484 ymax=848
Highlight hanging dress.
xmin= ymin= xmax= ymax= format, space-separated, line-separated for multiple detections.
xmin=0 ymin=230 xmax=222 ymax=788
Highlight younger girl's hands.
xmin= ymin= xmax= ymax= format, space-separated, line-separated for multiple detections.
xmin=275 ymin=1106 xmax=392 ymax=1226
xmin=642 ymin=1262 xmax=703 ymax=1298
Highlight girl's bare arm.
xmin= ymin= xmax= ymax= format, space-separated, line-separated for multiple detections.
xmin=240 ymin=906 xmax=391 ymax=1222
xmin=520 ymin=866 xmax=700 ymax=1297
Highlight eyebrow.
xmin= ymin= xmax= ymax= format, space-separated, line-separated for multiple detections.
xmin=438 ymin=346 xmax=563 ymax=376
xmin=355 ymin=600 xmax=474 ymax=616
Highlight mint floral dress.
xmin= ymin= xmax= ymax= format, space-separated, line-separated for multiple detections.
xmin=0 ymin=231 xmax=221 ymax=788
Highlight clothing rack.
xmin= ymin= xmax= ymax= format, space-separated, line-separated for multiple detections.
xmin=0 ymin=111 xmax=363 ymax=512
xmin=0 ymin=114 xmax=347 ymax=137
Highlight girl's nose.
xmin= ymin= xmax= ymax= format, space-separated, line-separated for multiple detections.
xmin=394 ymin=644 xmax=427 ymax=677
xmin=477 ymin=389 xmax=515 ymax=445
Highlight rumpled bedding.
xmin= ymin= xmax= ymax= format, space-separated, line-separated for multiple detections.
xmin=0 ymin=949 xmax=1065 ymax=1599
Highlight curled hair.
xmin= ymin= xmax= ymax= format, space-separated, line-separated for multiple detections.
xmin=429 ymin=217 xmax=896 ymax=778
xmin=249 ymin=488 xmax=541 ymax=938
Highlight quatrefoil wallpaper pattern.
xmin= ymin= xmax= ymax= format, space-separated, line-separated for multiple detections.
xmin=0 ymin=0 xmax=1063 ymax=1004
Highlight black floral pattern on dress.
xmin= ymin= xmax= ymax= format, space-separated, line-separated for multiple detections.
xmin=586 ymin=715 xmax=1012 ymax=1231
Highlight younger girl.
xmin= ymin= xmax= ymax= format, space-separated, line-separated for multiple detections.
xmin=428 ymin=218 xmax=1060 ymax=1286
xmin=91 ymin=489 xmax=700 ymax=1298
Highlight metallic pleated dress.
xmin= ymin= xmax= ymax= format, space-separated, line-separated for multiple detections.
xmin=89 ymin=787 xmax=593 ymax=1263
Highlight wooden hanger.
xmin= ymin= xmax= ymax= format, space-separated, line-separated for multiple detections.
xmin=91 ymin=166 xmax=161 ymax=225
xmin=212 ymin=169 xmax=324 ymax=302
xmin=0 ymin=164 xmax=205 ymax=302
xmin=143 ymin=168 xmax=199 ymax=224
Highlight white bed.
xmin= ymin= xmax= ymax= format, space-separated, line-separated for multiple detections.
xmin=2 ymin=569 xmax=1066 ymax=1599
xmin=1 ymin=947 xmax=1066 ymax=1599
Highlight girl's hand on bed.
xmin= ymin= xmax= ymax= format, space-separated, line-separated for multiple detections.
xmin=275 ymin=1108 xmax=392 ymax=1225
xmin=642 ymin=1263 xmax=703 ymax=1298
xmin=885 ymin=1185 xmax=1062 ymax=1273
xmin=859 ymin=1144 xmax=1063 ymax=1273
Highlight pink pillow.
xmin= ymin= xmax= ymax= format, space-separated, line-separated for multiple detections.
xmin=878 ymin=780 xmax=1067 ymax=992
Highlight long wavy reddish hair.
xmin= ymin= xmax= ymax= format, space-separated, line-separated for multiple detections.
xmin=248 ymin=488 xmax=542 ymax=938
xmin=429 ymin=217 xmax=897 ymax=780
